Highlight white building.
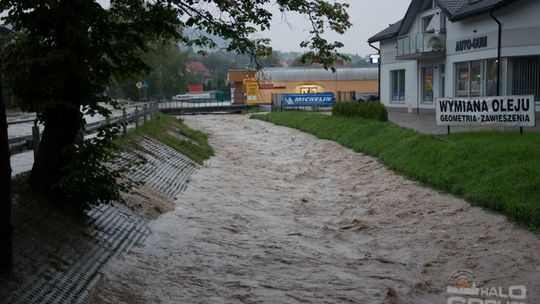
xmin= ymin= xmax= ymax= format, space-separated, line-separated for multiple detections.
xmin=369 ymin=0 xmax=540 ymax=112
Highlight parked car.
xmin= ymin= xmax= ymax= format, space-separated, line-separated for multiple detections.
xmin=354 ymin=93 xmax=379 ymax=102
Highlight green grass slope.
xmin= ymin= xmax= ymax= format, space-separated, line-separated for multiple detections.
xmin=116 ymin=113 xmax=214 ymax=164
xmin=252 ymin=111 xmax=540 ymax=230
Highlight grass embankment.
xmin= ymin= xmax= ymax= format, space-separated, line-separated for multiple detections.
xmin=116 ymin=113 xmax=213 ymax=164
xmin=252 ymin=111 xmax=540 ymax=230
xmin=6 ymin=107 xmax=21 ymax=113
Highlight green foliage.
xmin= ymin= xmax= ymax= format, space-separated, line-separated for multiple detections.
xmin=175 ymin=0 xmax=351 ymax=69
xmin=57 ymin=124 xmax=137 ymax=210
xmin=332 ymin=101 xmax=388 ymax=121
xmin=109 ymin=42 xmax=195 ymax=100
xmin=252 ymin=112 xmax=540 ymax=231
xmin=116 ymin=113 xmax=214 ymax=165
xmin=0 ymin=0 xmax=180 ymax=115
xmin=0 ymin=0 xmax=351 ymax=113
xmin=5 ymin=107 xmax=20 ymax=114
xmin=0 ymin=0 xmax=351 ymax=202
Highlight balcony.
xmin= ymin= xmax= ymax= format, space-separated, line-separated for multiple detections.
xmin=397 ymin=30 xmax=446 ymax=60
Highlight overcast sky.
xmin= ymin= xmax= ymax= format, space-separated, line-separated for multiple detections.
xmin=97 ymin=0 xmax=409 ymax=55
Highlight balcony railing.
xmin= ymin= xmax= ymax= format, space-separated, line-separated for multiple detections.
xmin=397 ymin=30 xmax=446 ymax=59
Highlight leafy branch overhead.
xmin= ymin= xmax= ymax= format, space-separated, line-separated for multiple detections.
xmin=167 ymin=0 xmax=352 ymax=68
xmin=0 ymin=0 xmax=351 ymax=114
xmin=0 ymin=0 xmax=351 ymax=204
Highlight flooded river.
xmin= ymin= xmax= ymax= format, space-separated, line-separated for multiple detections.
xmin=91 ymin=115 xmax=540 ymax=303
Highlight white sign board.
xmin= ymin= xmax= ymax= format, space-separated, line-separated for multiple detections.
xmin=173 ymin=93 xmax=211 ymax=101
xmin=369 ymin=54 xmax=380 ymax=64
xmin=436 ymin=96 xmax=536 ymax=127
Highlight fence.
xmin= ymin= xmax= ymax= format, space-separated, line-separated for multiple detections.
xmin=337 ymin=91 xmax=356 ymax=102
xmin=8 ymin=102 xmax=159 ymax=157
xmin=159 ymin=99 xmax=232 ymax=110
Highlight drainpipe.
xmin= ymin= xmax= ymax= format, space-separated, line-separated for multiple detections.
xmin=369 ymin=42 xmax=381 ymax=99
xmin=490 ymin=10 xmax=502 ymax=96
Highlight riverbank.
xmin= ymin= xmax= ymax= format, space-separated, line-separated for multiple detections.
xmin=1 ymin=114 xmax=211 ymax=303
xmin=252 ymin=111 xmax=540 ymax=231
xmin=115 ymin=113 xmax=213 ymax=164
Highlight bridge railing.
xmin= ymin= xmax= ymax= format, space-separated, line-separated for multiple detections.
xmin=158 ymin=99 xmax=232 ymax=110
xmin=158 ymin=99 xmax=264 ymax=115
xmin=8 ymin=102 xmax=159 ymax=157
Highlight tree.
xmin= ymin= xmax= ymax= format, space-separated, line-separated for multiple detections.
xmin=0 ymin=0 xmax=351 ymax=198
xmin=0 ymin=58 xmax=13 ymax=276
xmin=109 ymin=42 xmax=194 ymax=100
xmin=0 ymin=0 xmax=180 ymax=197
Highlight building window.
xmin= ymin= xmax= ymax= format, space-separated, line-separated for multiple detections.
xmin=455 ymin=59 xmax=497 ymax=98
xmin=300 ymin=86 xmax=319 ymax=94
xmin=422 ymin=66 xmax=434 ymax=103
xmin=510 ymin=56 xmax=540 ymax=101
xmin=391 ymin=70 xmax=405 ymax=102
xmin=470 ymin=60 xmax=484 ymax=97
xmin=440 ymin=64 xmax=446 ymax=97
xmin=456 ymin=62 xmax=470 ymax=97
xmin=486 ymin=59 xmax=499 ymax=96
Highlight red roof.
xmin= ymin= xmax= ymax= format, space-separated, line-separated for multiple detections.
xmin=186 ymin=61 xmax=212 ymax=78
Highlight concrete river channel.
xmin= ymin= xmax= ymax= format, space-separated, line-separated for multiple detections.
xmin=87 ymin=115 xmax=540 ymax=303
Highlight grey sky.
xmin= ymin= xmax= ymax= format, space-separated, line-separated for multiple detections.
xmin=97 ymin=0 xmax=409 ymax=55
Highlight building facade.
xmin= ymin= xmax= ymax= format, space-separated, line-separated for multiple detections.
xmin=256 ymin=67 xmax=378 ymax=104
xmin=227 ymin=69 xmax=257 ymax=104
xmin=369 ymin=0 xmax=540 ymax=112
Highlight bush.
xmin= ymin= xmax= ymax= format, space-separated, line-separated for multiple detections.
xmin=332 ymin=101 xmax=388 ymax=121
xmin=57 ymin=123 xmax=137 ymax=211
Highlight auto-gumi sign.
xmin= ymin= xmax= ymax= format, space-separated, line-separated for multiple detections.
xmin=436 ymin=96 xmax=536 ymax=127
xmin=455 ymin=36 xmax=488 ymax=52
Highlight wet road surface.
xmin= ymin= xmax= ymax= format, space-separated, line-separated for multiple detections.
xmin=91 ymin=115 xmax=540 ymax=303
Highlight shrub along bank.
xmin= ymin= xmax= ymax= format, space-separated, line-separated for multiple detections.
xmin=251 ymin=111 xmax=540 ymax=231
xmin=332 ymin=101 xmax=388 ymax=121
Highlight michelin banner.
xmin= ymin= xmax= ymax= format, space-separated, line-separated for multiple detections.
xmin=283 ymin=93 xmax=335 ymax=107
xmin=436 ymin=95 xmax=536 ymax=127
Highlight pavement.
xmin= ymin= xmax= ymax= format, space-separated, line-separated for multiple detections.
xmin=388 ymin=109 xmax=540 ymax=134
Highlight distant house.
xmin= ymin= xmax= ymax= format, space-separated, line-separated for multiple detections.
xmin=186 ymin=61 xmax=213 ymax=85
xmin=369 ymin=0 xmax=540 ymax=113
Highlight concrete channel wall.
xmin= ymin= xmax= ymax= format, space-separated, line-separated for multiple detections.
xmin=1 ymin=126 xmax=199 ymax=304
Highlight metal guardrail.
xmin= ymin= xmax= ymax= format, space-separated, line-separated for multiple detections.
xmin=6 ymin=118 xmax=36 ymax=125
xmin=8 ymin=102 xmax=159 ymax=157
xmin=158 ymin=99 xmax=259 ymax=114
xmin=9 ymin=99 xmax=261 ymax=157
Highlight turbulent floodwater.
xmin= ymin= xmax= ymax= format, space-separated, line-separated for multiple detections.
xmin=91 ymin=115 xmax=540 ymax=303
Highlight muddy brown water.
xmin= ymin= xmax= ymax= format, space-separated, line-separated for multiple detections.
xmin=91 ymin=115 xmax=540 ymax=303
